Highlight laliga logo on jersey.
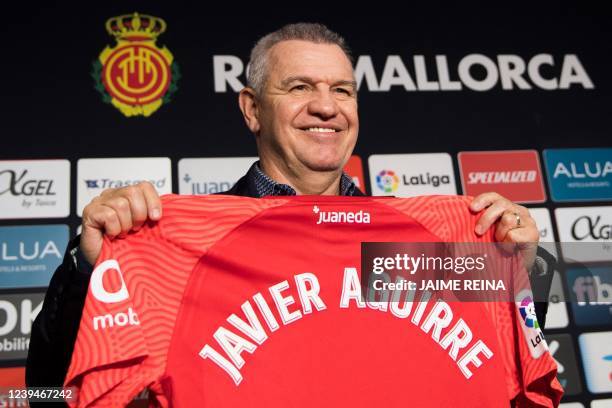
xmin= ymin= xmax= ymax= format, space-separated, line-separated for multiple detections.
xmin=92 ymin=12 xmax=181 ymax=117
xmin=376 ymin=170 xmax=399 ymax=193
xmin=519 ymin=296 xmax=540 ymax=329
xmin=90 ymin=259 xmax=140 ymax=330
xmin=313 ymin=205 xmax=371 ymax=225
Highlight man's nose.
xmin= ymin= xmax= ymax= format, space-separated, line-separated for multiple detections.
xmin=307 ymin=88 xmax=340 ymax=119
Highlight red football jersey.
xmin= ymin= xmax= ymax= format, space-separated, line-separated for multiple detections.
xmin=65 ymin=195 xmax=563 ymax=407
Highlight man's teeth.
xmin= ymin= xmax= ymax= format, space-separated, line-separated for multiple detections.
xmin=306 ymin=127 xmax=336 ymax=133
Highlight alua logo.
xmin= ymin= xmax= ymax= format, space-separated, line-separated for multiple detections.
xmin=313 ymin=205 xmax=371 ymax=225
xmin=92 ymin=12 xmax=181 ymax=117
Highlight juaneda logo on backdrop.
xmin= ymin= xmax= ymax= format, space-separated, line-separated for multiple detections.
xmin=213 ymin=53 xmax=594 ymax=92
xmin=77 ymin=158 xmax=172 ymax=216
xmin=555 ymin=206 xmax=612 ymax=262
xmin=178 ymin=157 xmax=257 ymax=195
xmin=458 ymin=150 xmax=546 ymax=203
xmin=0 ymin=160 xmax=70 ymax=219
xmin=544 ymin=148 xmax=612 ymax=202
xmin=0 ymin=225 xmax=68 ymax=289
xmin=93 ymin=12 xmax=180 ymax=117
xmin=0 ymin=293 xmax=43 ymax=361
xmin=368 ymin=153 xmax=456 ymax=197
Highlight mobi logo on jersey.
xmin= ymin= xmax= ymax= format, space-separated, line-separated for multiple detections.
xmin=546 ymin=334 xmax=582 ymax=396
xmin=555 ymin=206 xmax=612 ymax=262
xmin=0 ymin=225 xmax=68 ymax=289
xmin=515 ymin=290 xmax=548 ymax=358
xmin=178 ymin=157 xmax=257 ymax=195
xmin=369 ymin=153 xmax=456 ymax=197
xmin=90 ymin=259 xmax=140 ymax=331
xmin=579 ymin=331 xmax=612 ymax=393
xmin=93 ymin=12 xmax=180 ymax=117
xmin=544 ymin=148 xmax=612 ymax=202
xmin=77 ymin=158 xmax=172 ymax=216
xmin=567 ymin=266 xmax=612 ymax=326
xmin=0 ymin=160 xmax=70 ymax=219
xmin=458 ymin=150 xmax=546 ymax=203
xmin=313 ymin=205 xmax=371 ymax=225
xmin=0 ymin=293 xmax=43 ymax=361
xmin=343 ymin=155 xmax=365 ymax=190
xmin=213 ymin=53 xmax=594 ymax=92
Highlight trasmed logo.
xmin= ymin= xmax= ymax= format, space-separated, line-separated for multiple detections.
xmin=77 ymin=158 xmax=172 ymax=216
xmin=0 ymin=160 xmax=70 ymax=219
xmin=375 ymin=170 xmax=399 ymax=193
xmin=544 ymin=148 xmax=612 ymax=202
xmin=313 ymin=205 xmax=371 ymax=225
xmin=369 ymin=153 xmax=456 ymax=197
xmin=458 ymin=150 xmax=546 ymax=203
xmin=93 ymin=12 xmax=180 ymax=117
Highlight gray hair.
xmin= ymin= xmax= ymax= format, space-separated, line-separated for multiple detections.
xmin=247 ymin=23 xmax=353 ymax=95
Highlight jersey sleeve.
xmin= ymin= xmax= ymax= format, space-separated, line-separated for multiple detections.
xmin=64 ymin=219 xmax=199 ymax=407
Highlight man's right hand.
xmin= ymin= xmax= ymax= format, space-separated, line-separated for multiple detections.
xmin=80 ymin=182 xmax=162 ymax=265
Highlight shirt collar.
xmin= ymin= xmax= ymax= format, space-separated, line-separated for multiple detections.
xmin=248 ymin=161 xmax=357 ymax=197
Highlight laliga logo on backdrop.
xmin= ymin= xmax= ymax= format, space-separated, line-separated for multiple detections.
xmin=92 ymin=12 xmax=181 ymax=117
xmin=376 ymin=170 xmax=399 ymax=193
xmin=90 ymin=259 xmax=140 ymax=330
xmin=313 ymin=205 xmax=371 ymax=225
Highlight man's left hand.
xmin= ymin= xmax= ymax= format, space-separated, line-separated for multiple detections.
xmin=469 ymin=192 xmax=540 ymax=271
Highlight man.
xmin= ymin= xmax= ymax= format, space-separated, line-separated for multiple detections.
xmin=26 ymin=23 xmax=555 ymax=391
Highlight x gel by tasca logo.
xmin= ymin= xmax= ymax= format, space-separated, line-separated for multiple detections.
xmin=313 ymin=205 xmax=371 ymax=225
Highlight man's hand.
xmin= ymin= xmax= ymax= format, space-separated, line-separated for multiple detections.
xmin=80 ymin=182 xmax=162 ymax=265
xmin=469 ymin=192 xmax=540 ymax=271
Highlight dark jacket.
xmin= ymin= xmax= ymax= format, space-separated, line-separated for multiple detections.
xmin=26 ymin=174 xmax=553 ymax=392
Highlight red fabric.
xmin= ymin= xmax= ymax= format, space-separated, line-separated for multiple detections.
xmin=65 ymin=195 xmax=562 ymax=407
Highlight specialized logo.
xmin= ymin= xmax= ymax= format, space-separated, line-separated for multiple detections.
xmin=458 ymin=150 xmax=546 ymax=203
xmin=376 ymin=170 xmax=399 ymax=193
xmin=519 ymin=296 xmax=540 ymax=329
xmin=313 ymin=205 xmax=371 ymax=225
xmin=92 ymin=12 xmax=180 ymax=117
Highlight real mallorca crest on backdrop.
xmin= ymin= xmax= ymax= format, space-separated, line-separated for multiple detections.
xmin=92 ymin=12 xmax=180 ymax=117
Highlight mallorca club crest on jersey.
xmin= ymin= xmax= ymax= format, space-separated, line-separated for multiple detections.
xmin=91 ymin=12 xmax=180 ymax=117
xmin=376 ymin=170 xmax=399 ymax=193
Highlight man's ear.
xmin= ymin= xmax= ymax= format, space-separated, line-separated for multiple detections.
xmin=238 ymin=87 xmax=261 ymax=134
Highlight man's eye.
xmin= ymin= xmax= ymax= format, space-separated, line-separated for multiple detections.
xmin=290 ymin=84 xmax=308 ymax=92
xmin=334 ymin=87 xmax=352 ymax=95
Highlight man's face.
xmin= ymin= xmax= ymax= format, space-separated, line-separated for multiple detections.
xmin=255 ymin=40 xmax=358 ymax=176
